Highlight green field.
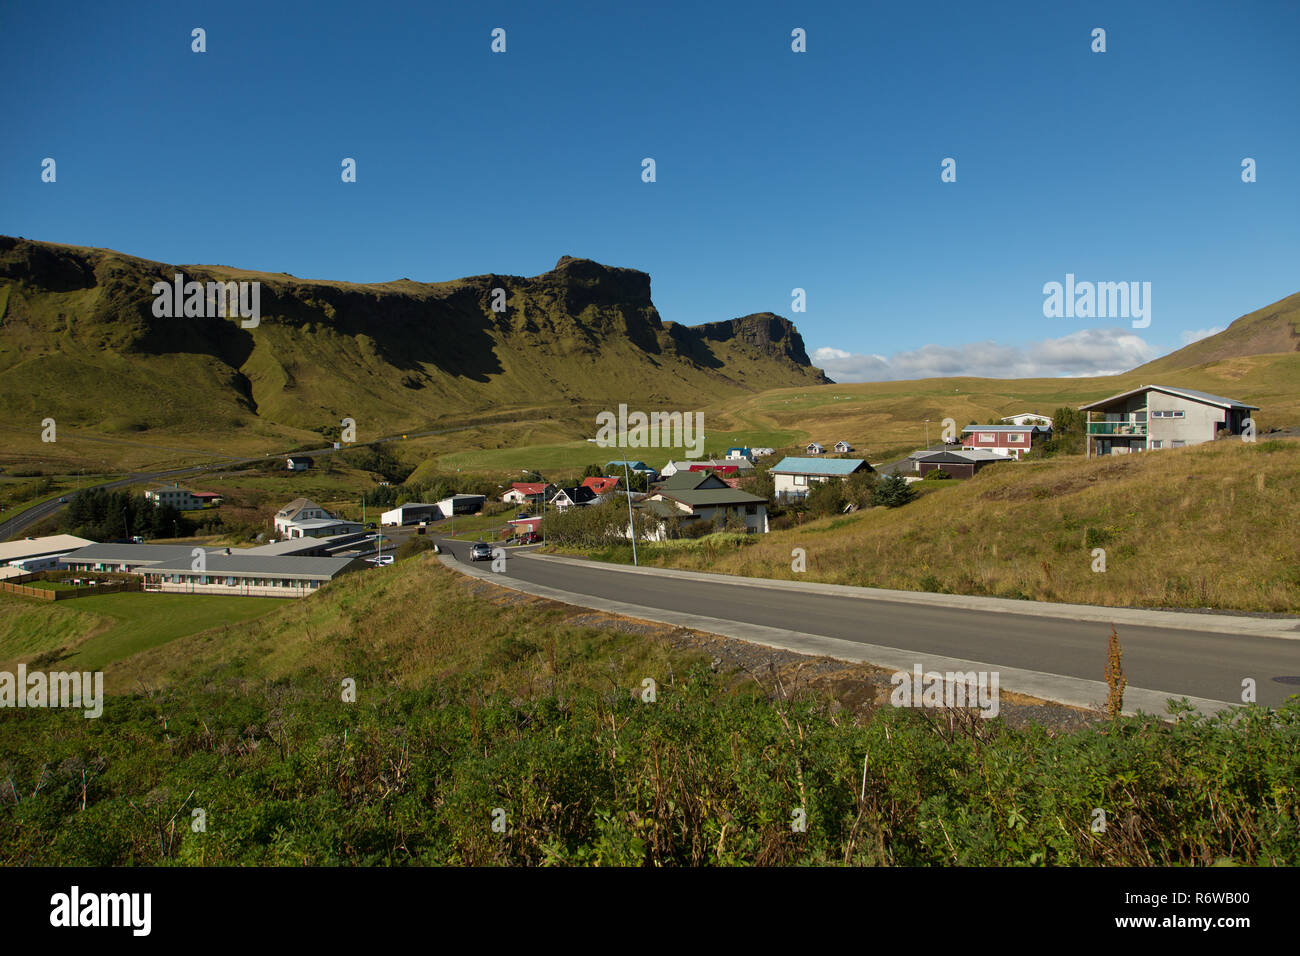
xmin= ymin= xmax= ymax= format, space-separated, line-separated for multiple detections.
xmin=0 ymin=591 xmax=279 ymax=671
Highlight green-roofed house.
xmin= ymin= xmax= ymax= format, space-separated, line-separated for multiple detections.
xmin=769 ymin=456 xmax=873 ymax=502
xmin=643 ymin=470 xmax=769 ymax=534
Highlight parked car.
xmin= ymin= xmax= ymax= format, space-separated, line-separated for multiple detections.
xmin=518 ymin=531 xmax=541 ymax=545
xmin=370 ymin=554 xmax=394 ymax=566
xmin=365 ymin=522 xmax=376 ymax=529
xmin=58 ymin=497 xmax=66 ymax=503
xmin=469 ymin=541 xmax=493 ymax=562
xmin=515 ymin=512 xmax=531 ymax=520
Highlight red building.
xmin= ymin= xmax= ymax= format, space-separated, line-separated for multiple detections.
xmin=960 ymin=424 xmax=1050 ymax=459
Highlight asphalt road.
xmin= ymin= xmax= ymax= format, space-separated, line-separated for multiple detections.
xmin=435 ymin=537 xmax=1300 ymax=708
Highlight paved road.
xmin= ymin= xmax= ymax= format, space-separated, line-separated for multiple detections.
xmin=434 ymin=537 xmax=1300 ymax=709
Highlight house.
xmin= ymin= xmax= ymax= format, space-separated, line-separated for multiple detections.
xmin=380 ymin=502 xmax=442 ymax=526
xmin=961 ymin=425 xmax=1050 ymax=459
xmin=0 ymin=534 xmax=96 ymax=572
xmin=550 ymin=486 xmax=598 ymax=509
xmin=605 ymin=460 xmax=659 ymax=481
xmin=725 ymin=447 xmax=754 ymax=461
xmin=286 ymin=456 xmax=314 ymax=471
xmin=436 ymin=494 xmax=487 ymax=516
xmin=501 ymin=482 xmax=554 ymax=506
xmin=751 ymin=447 xmax=775 ymax=458
xmin=581 ymin=476 xmax=621 ymax=497
xmin=145 ymin=484 xmax=205 ymax=511
xmin=912 ymin=449 xmax=1009 ymax=479
xmin=769 ymin=457 xmax=873 ymax=501
xmin=275 ymin=498 xmax=334 ymax=534
xmin=139 ymin=552 xmax=366 ymax=598
xmin=805 ymin=442 xmax=825 ymax=455
xmin=190 ymin=491 xmax=223 ymax=507
xmin=834 ymin=441 xmax=853 ymax=453
xmin=644 ymin=471 xmax=768 ymax=534
xmin=1001 ymin=413 xmax=1053 ymax=428
xmin=1078 ymin=385 xmax=1259 ymax=457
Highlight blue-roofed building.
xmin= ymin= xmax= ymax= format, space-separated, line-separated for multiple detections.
xmin=725 ymin=446 xmax=753 ymax=461
xmin=605 ymin=460 xmax=660 ymax=480
xmin=1077 ymin=384 xmax=1259 ymax=457
xmin=769 ymin=456 xmax=873 ymax=501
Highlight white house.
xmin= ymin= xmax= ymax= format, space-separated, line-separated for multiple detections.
xmin=805 ymin=442 xmax=825 ymax=455
xmin=1001 ymin=413 xmax=1053 ymax=428
xmin=770 ymin=457 xmax=873 ymax=501
xmin=275 ymin=498 xmax=333 ymax=534
xmin=501 ymin=482 xmax=553 ymax=506
xmin=145 ymin=485 xmax=204 ymax=510
xmin=833 ymin=441 xmax=853 ymax=453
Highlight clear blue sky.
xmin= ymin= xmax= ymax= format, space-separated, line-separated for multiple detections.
xmin=3 ymin=0 xmax=1297 ymax=380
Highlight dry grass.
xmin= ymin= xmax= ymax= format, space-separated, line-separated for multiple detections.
xmin=632 ymin=438 xmax=1300 ymax=613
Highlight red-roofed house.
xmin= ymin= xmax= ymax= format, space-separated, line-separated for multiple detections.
xmin=501 ymin=482 xmax=554 ymax=506
xmin=581 ymin=476 xmax=620 ymax=497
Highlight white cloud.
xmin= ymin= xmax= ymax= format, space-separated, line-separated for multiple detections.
xmin=812 ymin=328 xmax=1157 ymax=382
xmin=1180 ymin=326 xmax=1225 ymax=345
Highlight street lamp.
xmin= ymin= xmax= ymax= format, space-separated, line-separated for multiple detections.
xmin=925 ymin=419 xmax=931 ymax=449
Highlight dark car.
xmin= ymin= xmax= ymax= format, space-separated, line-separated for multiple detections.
xmin=365 ymin=522 xmax=377 ymax=529
xmin=518 ymin=531 xmax=541 ymax=545
xmin=469 ymin=541 xmax=493 ymax=562
xmin=515 ymin=512 xmax=531 ymax=520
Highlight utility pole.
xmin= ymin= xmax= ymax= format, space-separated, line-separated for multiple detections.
xmin=623 ymin=461 xmax=639 ymax=567
xmin=925 ymin=419 xmax=931 ymax=449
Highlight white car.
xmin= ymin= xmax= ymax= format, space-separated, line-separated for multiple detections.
xmin=369 ymin=554 xmax=394 ymax=566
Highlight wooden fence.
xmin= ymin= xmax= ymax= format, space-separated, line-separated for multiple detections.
xmin=0 ymin=574 xmax=141 ymax=601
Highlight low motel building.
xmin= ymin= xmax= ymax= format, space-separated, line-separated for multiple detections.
xmin=1078 ymin=384 xmax=1259 ymax=457
xmin=770 ymin=457 xmax=873 ymax=501
xmin=61 ymin=542 xmax=205 ymax=574
xmin=140 ymin=553 xmax=367 ymax=598
xmin=0 ymin=534 xmax=95 ymax=572
xmin=961 ymin=424 xmax=1050 ymax=459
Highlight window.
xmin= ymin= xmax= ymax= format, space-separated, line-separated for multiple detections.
xmin=1150 ymin=440 xmax=1163 ymax=449
xmin=978 ymin=433 xmax=996 ymax=443
xmin=1151 ymin=410 xmax=1186 ymax=419
xmin=793 ymin=475 xmax=807 ymax=486
xmin=1009 ymin=433 xmax=1024 ymax=442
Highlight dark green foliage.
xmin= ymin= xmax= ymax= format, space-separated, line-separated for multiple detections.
xmin=581 ymin=464 xmax=604 ymax=479
xmin=1040 ymin=407 xmax=1085 ymax=457
xmin=875 ymin=474 xmax=917 ymax=508
xmin=1 ymin=671 xmax=1295 ymax=866
xmin=63 ymin=489 xmax=191 ymax=540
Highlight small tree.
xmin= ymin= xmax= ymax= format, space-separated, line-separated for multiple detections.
xmin=581 ymin=464 xmax=604 ymax=479
xmin=875 ymin=474 xmax=917 ymax=508
xmin=1104 ymin=626 xmax=1126 ymax=719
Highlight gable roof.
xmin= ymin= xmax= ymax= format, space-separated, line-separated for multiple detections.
xmin=1078 ymin=384 xmax=1260 ymax=412
xmin=276 ymin=498 xmax=324 ymax=519
xmin=553 ymin=486 xmax=598 ymax=504
xmin=914 ymin=449 xmax=1008 ymax=464
xmin=581 ymin=476 xmax=620 ymax=495
xmin=509 ymin=482 xmax=550 ymax=495
xmin=961 ymin=424 xmax=1048 ymax=433
xmin=654 ymin=488 xmax=768 ymax=508
xmin=771 ymin=456 xmax=870 ymax=476
xmin=658 ymin=470 xmax=730 ymax=491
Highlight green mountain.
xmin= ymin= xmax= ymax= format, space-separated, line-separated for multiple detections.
xmin=1133 ymin=289 xmax=1300 ymax=375
xmin=0 ymin=237 xmax=829 ymax=449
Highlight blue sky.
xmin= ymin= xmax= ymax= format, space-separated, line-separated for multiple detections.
xmin=3 ymin=0 xmax=1297 ymax=381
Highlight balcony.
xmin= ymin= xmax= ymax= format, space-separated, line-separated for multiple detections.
xmin=1087 ymin=421 xmax=1147 ymax=436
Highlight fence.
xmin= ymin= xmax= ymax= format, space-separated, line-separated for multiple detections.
xmin=0 ymin=574 xmax=142 ymax=601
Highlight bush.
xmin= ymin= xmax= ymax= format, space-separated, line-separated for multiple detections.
xmin=875 ymin=475 xmax=917 ymax=508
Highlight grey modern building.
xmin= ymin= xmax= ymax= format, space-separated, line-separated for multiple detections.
xmin=1079 ymin=385 xmax=1259 ymax=457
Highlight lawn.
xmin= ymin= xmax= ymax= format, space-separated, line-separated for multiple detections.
xmin=0 ymin=591 xmax=280 ymax=671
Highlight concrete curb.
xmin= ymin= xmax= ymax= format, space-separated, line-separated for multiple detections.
xmin=438 ymin=553 xmax=1236 ymax=717
xmin=523 ymin=552 xmax=1300 ymax=641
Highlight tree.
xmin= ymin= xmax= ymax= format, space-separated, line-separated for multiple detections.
xmin=581 ymin=464 xmax=604 ymax=479
xmin=875 ymin=474 xmax=917 ymax=508
xmin=806 ymin=479 xmax=845 ymax=516
xmin=1040 ymin=406 xmax=1085 ymax=457
xmin=843 ymin=471 xmax=878 ymax=509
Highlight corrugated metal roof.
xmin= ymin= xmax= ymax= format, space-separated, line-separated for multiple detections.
xmin=144 ymin=554 xmax=361 ymax=579
xmin=0 ymin=534 xmax=95 ymax=564
xmin=655 ymin=489 xmax=767 ymax=507
xmin=62 ymin=543 xmax=204 ymax=564
xmin=770 ymin=457 xmax=868 ymax=476
xmin=1078 ymin=384 xmax=1259 ymax=411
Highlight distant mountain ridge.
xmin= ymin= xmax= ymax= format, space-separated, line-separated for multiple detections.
xmin=0 ymin=237 xmax=829 ymax=441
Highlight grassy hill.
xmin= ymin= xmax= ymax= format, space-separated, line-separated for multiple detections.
xmin=0 ymin=237 xmax=828 ymax=471
xmin=579 ymin=436 xmax=1300 ymax=613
